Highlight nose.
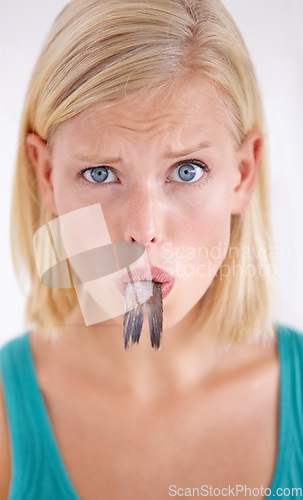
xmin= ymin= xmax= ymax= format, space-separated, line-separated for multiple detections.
xmin=122 ymin=184 xmax=161 ymax=246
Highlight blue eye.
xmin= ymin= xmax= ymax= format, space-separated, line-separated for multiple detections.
xmin=169 ymin=162 xmax=207 ymax=183
xmin=82 ymin=166 xmax=117 ymax=184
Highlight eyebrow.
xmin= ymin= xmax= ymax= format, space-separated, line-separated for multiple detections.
xmin=164 ymin=141 xmax=211 ymax=159
xmin=73 ymin=154 xmax=122 ymax=164
xmin=73 ymin=141 xmax=211 ymax=164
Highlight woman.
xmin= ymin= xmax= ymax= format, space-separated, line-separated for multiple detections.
xmin=0 ymin=0 xmax=302 ymax=498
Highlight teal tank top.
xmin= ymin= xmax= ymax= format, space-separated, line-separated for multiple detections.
xmin=0 ymin=324 xmax=303 ymax=499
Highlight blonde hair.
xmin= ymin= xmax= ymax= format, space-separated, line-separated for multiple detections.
xmin=11 ymin=0 xmax=278 ymax=342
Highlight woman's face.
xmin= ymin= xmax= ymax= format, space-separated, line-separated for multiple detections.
xmin=33 ymin=78 xmax=260 ymax=331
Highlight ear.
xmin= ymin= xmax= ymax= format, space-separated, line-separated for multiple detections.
xmin=231 ymin=130 xmax=263 ymax=215
xmin=26 ymin=133 xmax=58 ymax=215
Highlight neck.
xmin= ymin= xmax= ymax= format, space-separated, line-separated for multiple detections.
xmin=38 ymin=303 xmax=265 ymax=403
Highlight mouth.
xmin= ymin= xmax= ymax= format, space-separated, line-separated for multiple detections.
xmin=117 ymin=266 xmax=175 ymax=299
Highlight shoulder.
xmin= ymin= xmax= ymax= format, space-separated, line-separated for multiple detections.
xmin=0 ymin=371 xmax=11 ymax=499
xmin=277 ymin=324 xmax=303 ymax=425
xmin=277 ymin=323 xmax=303 ymax=361
xmin=277 ymin=323 xmax=303 ymax=338
xmin=0 ymin=332 xmax=31 ymax=500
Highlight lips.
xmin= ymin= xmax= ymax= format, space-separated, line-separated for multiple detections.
xmin=117 ymin=266 xmax=175 ymax=299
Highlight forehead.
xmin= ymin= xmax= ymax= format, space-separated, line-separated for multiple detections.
xmin=52 ymin=78 xmax=232 ymax=150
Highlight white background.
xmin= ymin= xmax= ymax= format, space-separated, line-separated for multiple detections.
xmin=0 ymin=0 xmax=302 ymax=346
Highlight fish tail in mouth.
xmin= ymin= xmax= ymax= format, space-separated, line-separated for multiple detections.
xmin=147 ymin=281 xmax=163 ymax=349
xmin=123 ymin=302 xmax=146 ymax=349
xmin=123 ymin=281 xmax=163 ymax=350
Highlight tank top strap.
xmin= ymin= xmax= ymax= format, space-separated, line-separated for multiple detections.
xmin=0 ymin=332 xmax=79 ymax=500
xmin=278 ymin=324 xmax=303 ymax=465
xmin=269 ymin=324 xmax=303 ymax=494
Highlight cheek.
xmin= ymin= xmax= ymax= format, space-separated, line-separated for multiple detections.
xmin=51 ymin=172 xmax=69 ymax=214
xmin=171 ymin=178 xmax=233 ymax=246
xmin=199 ymin=191 xmax=232 ymax=252
xmin=52 ymin=172 xmax=87 ymax=215
xmin=164 ymin=179 xmax=234 ymax=281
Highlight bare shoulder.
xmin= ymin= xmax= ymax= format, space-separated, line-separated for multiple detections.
xmin=0 ymin=372 xmax=11 ymax=500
